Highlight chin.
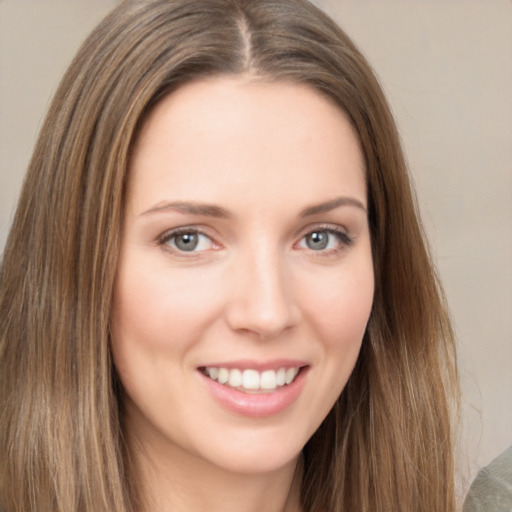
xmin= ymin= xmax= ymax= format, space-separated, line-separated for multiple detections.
xmin=187 ymin=421 xmax=313 ymax=476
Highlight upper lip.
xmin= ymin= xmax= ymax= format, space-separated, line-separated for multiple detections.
xmin=197 ymin=359 xmax=309 ymax=372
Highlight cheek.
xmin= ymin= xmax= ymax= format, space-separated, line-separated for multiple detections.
xmin=301 ymin=261 xmax=374 ymax=349
xmin=292 ymin=258 xmax=374 ymax=430
xmin=111 ymin=255 xmax=225 ymax=355
xmin=109 ymin=257 xmax=227 ymax=414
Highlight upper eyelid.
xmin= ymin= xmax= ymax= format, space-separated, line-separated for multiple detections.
xmin=297 ymin=223 xmax=352 ymax=239
xmin=157 ymin=226 xmax=214 ymax=243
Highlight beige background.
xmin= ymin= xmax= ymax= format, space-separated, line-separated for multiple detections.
xmin=1 ymin=0 xmax=511 ymax=497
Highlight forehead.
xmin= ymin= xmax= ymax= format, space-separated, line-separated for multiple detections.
xmin=127 ymin=77 xmax=366 ymax=214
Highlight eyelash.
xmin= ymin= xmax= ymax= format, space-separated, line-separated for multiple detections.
xmin=157 ymin=227 xmax=217 ymax=255
xmin=297 ymin=225 xmax=354 ymax=255
xmin=157 ymin=225 xmax=354 ymax=256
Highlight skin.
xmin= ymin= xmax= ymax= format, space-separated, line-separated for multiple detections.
xmin=111 ymin=76 xmax=374 ymax=512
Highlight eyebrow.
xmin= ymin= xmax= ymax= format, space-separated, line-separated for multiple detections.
xmin=141 ymin=196 xmax=366 ymax=218
xmin=141 ymin=201 xmax=231 ymax=218
xmin=300 ymin=196 xmax=367 ymax=216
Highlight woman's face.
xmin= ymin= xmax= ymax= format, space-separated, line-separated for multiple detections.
xmin=111 ymin=77 xmax=374 ymax=475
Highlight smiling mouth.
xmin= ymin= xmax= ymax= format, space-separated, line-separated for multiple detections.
xmin=200 ymin=366 xmax=304 ymax=393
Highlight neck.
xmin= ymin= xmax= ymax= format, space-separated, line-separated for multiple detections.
xmin=127 ymin=429 xmax=303 ymax=512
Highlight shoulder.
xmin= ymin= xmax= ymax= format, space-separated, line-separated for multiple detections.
xmin=464 ymin=445 xmax=512 ymax=512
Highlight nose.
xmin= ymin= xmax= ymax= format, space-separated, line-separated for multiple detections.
xmin=225 ymin=245 xmax=301 ymax=339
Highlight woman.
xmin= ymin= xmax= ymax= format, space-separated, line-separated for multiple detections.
xmin=0 ymin=0 xmax=458 ymax=511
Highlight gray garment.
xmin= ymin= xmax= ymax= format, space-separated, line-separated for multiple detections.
xmin=464 ymin=445 xmax=512 ymax=512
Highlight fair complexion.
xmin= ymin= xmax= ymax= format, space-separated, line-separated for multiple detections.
xmin=111 ymin=77 xmax=374 ymax=512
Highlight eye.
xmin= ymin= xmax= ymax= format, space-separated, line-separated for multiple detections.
xmin=160 ymin=228 xmax=216 ymax=253
xmin=297 ymin=227 xmax=353 ymax=253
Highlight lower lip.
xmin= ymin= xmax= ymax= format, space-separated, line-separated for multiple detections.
xmin=199 ymin=368 xmax=308 ymax=418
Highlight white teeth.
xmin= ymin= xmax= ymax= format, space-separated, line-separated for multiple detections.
xmin=218 ymin=367 xmax=229 ymax=384
xmin=242 ymin=369 xmax=260 ymax=390
xmin=228 ymin=369 xmax=242 ymax=387
xmin=204 ymin=366 xmax=301 ymax=392
xmin=285 ymin=367 xmax=299 ymax=385
xmin=260 ymin=370 xmax=277 ymax=390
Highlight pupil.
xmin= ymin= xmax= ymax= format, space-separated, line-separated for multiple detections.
xmin=176 ymin=233 xmax=198 ymax=251
xmin=307 ymin=231 xmax=328 ymax=250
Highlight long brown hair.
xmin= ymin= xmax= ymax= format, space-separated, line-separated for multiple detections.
xmin=0 ymin=1 xmax=458 ymax=511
